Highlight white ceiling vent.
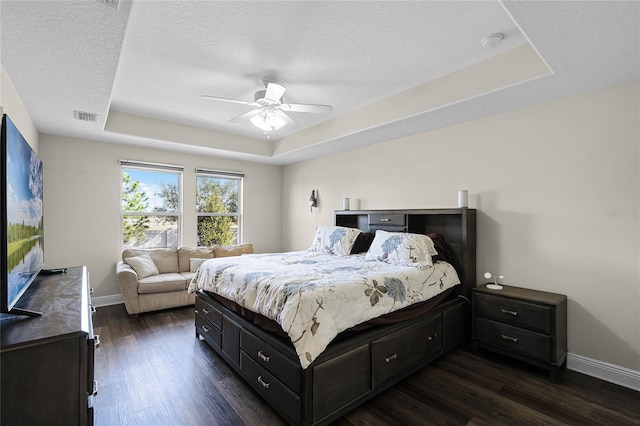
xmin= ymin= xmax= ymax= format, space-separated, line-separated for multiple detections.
xmin=74 ymin=111 xmax=99 ymax=122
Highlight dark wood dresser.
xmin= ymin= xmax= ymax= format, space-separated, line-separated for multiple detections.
xmin=472 ymin=284 xmax=567 ymax=382
xmin=0 ymin=266 xmax=97 ymax=425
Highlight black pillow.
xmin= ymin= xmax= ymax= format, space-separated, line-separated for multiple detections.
xmin=350 ymin=232 xmax=374 ymax=254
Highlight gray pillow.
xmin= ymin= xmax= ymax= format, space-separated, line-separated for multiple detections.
xmin=124 ymin=253 xmax=159 ymax=278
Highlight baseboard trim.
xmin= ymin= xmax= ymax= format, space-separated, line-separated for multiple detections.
xmin=567 ymin=352 xmax=640 ymax=392
xmin=91 ymin=294 xmax=124 ymax=307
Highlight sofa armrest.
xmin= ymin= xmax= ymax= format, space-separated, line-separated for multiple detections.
xmin=116 ymin=261 xmax=140 ymax=315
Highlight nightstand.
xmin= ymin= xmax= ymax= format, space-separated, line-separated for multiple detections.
xmin=472 ymin=284 xmax=567 ymax=382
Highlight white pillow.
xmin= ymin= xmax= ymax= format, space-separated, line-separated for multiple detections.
xmin=365 ymin=230 xmax=437 ymax=267
xmin=124 ymin=253 xmax=159 ymax=278
xmin=189 ymin=258 xmax=209 ymax=273
xmin=309 ymin=226 xmax=362 ymax=256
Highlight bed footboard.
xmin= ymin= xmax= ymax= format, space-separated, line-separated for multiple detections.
xmin=195 ymin=290 xmax=468 ymax=426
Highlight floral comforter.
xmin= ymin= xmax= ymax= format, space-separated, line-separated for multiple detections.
xmin=188 ymin=251 xmax=460 ymax=368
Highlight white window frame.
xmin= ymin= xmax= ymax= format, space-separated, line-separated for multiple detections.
xmin=120 ymin=160 xmax=184 ymax=249
xmin=195 ymin=168 xmax=244 ymax=246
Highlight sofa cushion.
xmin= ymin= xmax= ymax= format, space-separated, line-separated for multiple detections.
xmin=123 ymin=253 xmax=159 ymax=279
xmin=178 ymin=247 xmax=214 ymax=272
xmin=123 ymin=248 xmax=178 ymax=274
xmin=213 ymin=243 xmax=254 ymax=258
xmin=138 ymin=273 xmax=187 ymax=294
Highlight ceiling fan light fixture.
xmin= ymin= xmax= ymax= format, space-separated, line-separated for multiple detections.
xmin=250 ymin=110 xmax=286 ymax=131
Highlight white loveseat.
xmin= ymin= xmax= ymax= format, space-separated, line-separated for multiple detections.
xmin=116 ymin=244 xmax=254 ymax=316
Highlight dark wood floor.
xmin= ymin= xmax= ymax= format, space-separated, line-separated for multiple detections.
xmin=93 ymin=304 xmax=640 ymax=426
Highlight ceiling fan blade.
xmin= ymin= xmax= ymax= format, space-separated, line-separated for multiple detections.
xmin=201 ymin=95 xmax=252 ymax=106
xmin=279 ymin=103 xmax=333 ymax=114
xmin=265 ymin=83 xmax=286 ymax=102
xmin=274 ymin=109 xmax=299 ymax=128
xmin=227 ymin=108 xmax=263 ymax=123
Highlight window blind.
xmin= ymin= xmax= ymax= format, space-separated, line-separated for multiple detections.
xmin=120 ymin=160 xmax=184 ymax=172
xmin=195 ymin=168 xmax=245 ymax=178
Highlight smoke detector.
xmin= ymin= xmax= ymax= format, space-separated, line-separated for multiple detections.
xmin=481 ymin=33 xmax=504 ymax=48
xmin=74 ymin=111 xmax=98 ymax=122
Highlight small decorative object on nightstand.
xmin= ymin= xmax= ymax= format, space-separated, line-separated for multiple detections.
xmin=472 ymin=283 xmax=567 ymax=383
xmin=484 ymin=272 xmax=503 ymax=290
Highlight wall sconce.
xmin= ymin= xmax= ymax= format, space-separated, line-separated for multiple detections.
xmin=309 ymin=190 xmax=318 ymax=212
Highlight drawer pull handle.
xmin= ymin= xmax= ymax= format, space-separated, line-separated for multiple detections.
xmin=501 ymin=334 xmax=518 ymax=343
xmin=501 ymin=308 xmax=518 ymax=316
xmin=427 ymin=332 xmax=438 ymax=341
xmin=257 ymin=376 xmax=270 ymax=389
xmin=94 ymin=334 xmax=101 ymax=347
xmin=385 ymin=353 xmax=398 ymax=363
xmin=202 ymin=308 xmax=210 ymax=315
xmin=257 ymin=350 xmax=270 ymax=362
xmin=91 ymin=305 xmax=97 ymax=315
xmin=201 ymin=325 xmax=210 ymax=333
xmin=380 ymin=218 xmax=391 ymax=222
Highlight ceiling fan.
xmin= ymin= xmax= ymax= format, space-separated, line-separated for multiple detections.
xmin=201 ymin=77 xmax=333 ymax=135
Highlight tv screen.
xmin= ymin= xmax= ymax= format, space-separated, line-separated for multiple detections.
xmin=1 ymin=114 xmax=44 ymax=315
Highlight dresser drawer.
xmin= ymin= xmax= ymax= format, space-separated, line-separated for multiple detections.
xmin=195 ymin=295 xmax=222 ymax=329
xmin=195 ymin=314 xmax=222 ymax=351
xmin=241 ymin=329 xmax=301 ymax=391
xmin=372 ymin=315 xmax=441 ymax=387
xmin=369 ymin=213 xmax=405 ymax=226
xmin=476 ymin=318 xmax=550 ymax=363
xmin=475 ymin=293 xmax=551 ymax=333
xmin=240 ymin=351 xmax=301 ymax=425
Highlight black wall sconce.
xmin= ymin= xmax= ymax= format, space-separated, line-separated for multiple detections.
xmin=309 ymin=190 xmax=318 ymax=212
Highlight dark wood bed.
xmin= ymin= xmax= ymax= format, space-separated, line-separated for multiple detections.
xmin=195 ymin=208 xmax=476 ymax=425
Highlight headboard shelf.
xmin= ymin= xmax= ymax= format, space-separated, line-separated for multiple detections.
xmin=334 ymin=208 xmax=477 ymax=300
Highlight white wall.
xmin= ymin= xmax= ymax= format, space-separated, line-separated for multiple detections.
xmin=0 ymin=64 xmax=39 ymax=151
xmin=38 ymin=135 xmax=283 ymax=299
xmin=282 ymin=80 xmax=640 ymax=373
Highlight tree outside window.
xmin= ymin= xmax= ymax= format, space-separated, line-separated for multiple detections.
xmin=196 ymin=173 xmax=241 ymax=246
xmin=121 ymin=167 xmax=181 ymax=249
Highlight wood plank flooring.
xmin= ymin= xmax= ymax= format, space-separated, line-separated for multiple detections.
xmin=93 ymin=304 xmax=640 ymax=425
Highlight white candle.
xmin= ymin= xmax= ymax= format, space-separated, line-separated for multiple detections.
xmin=343 ymin=197 xmax=350 ymax=210
xmin=458 ymin=190 xmax=469 ymax=208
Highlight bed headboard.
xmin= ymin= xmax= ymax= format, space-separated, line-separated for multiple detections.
xmin=334 ymin=208 xmax=477 ymax=301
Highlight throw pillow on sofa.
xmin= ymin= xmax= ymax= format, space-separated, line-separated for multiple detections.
xmin=189 ymin=258 xmax=210 ymax=272
xmin=124 ymin=253 xmax=159 ymax=278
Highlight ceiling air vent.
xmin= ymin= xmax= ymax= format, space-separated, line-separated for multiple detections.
xmin=74 ymin=111 xmax=98 ymax=122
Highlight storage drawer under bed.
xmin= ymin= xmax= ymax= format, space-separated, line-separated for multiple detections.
xmin=195 ymin=296 xmax=223 ymax=329
xmin=371 ymin=313 xmax=442 ymax=387
xmin=241 ymin=329 xmax=301 ymax=392
xmin=195 ymin=314 xmax=222 ymax=351
xmin=240 ymin=351 xmax=301 ymax=425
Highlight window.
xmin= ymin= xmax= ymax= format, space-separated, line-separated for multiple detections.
xmin=196 ymin=169 xmax=243 ymax=246
xmin=121 ymin=161 xmax=183 ymax=249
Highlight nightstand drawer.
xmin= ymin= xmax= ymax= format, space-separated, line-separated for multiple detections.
xmin=475 ymin=293 xmax=551 ymax=333
xmin=476 ymin=318 xmax=550 ymax=362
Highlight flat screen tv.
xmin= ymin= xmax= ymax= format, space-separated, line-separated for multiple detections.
xmin=1 ymin=114 xmax=44 ymax=316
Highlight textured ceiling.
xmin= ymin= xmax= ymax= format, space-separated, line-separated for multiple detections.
xmin=1 ymin=1 xmax=639 ymax=165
